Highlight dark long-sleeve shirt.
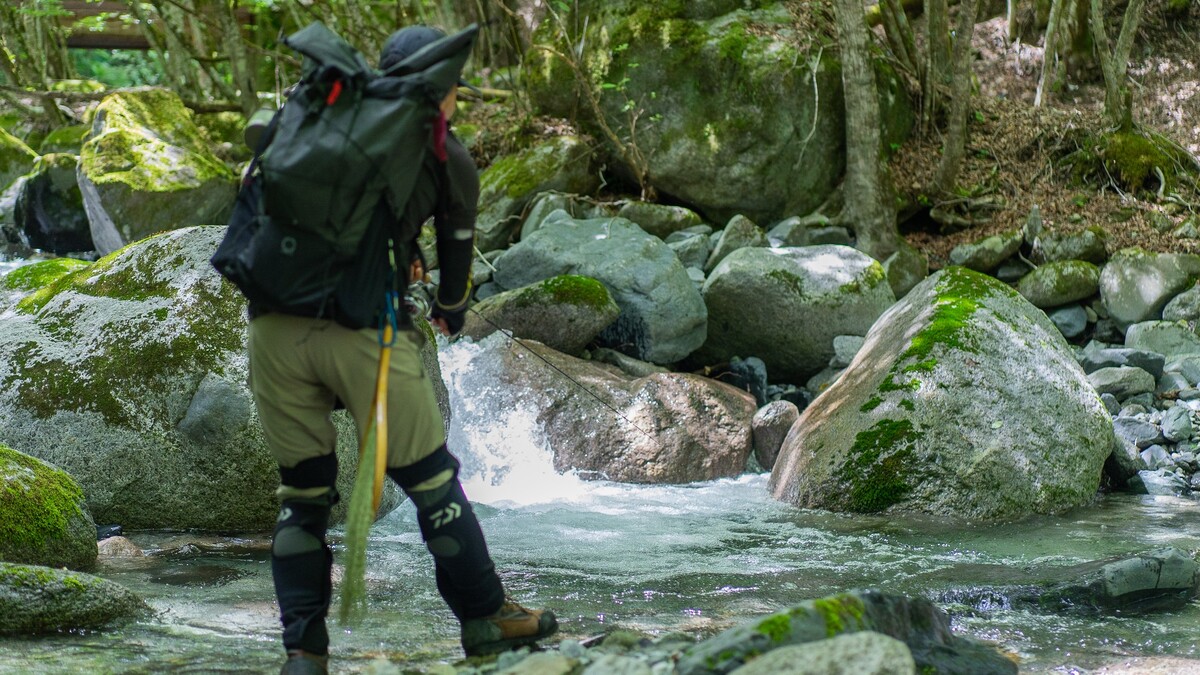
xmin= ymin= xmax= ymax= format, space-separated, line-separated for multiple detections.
xmin=400 ymin=130 xmax=477 ymax=313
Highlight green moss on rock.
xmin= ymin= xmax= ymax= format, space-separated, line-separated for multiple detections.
xmin=812 ymin=594 xmax=868 ymax=637
xmin=2 ymin=258 xmax=90 ymax=293
xmin=80 ymin=88 xmax=234 ymax=192
xmin=517 ymin=275 xmax=614 ymax=311
xmin=0 ymin=127 xmax=38 ymax=189
xmin=6 ymin=230 xmax=246 ymax=426
xmin=0 ymin=444 xmax=93 ymax=569
xmin=836 ymin=419 xmax=920 ymax=513
xmin=37 ymin=125 xmax=90 ymax=155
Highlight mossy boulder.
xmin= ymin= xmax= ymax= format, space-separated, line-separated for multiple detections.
xmin=78 ymin=88 xmax=236 ymax=254
xmin=729 ymin=632 xmax=917 ymax=675
xmin=1036 ymin=227 xmax=1108 ymax=265
xmin=1099 ymin=247 xmax=1200 ymax=328
xmin=0 ymin=127 xmax=38 ymax=193
xmin=15 ymin=153 xmax=93 ymax=254
xmin=0 ymin=226 xmax=427 ymax=530
xmin=0 ymin=444 xmax=97 ymax=571
xmin=695 ymin=245 xmax=896 ymax=382
xmin=525 ymin=3 xmax=913 ymax=224
xmin=1017 ymin=260 xmax=1101 ymax=309
xmin=476 ymin=135 xmax=599 ymax=252
xmin=770 ymin=267 xmax=1115 ymax=522
xmin=677 ymin=590 xmax=1015 ymax=675
xmin=948 ymin=229 xmax=1023 ymax=272
xmin=0 ymin=562 xmax=148 ymax=634
xmin=492 ymin=214 xmax=707 ymax=364
xmin=461 ymin=274 xmax=620 ymax=355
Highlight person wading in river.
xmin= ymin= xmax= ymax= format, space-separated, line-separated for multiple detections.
xmin=245 ymin=25 xmax=559 ymax=675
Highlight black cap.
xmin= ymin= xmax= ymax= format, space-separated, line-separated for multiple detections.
xmin=380 ymin=25 xmax=445 ymax=69
xmin=379 ymin=25 xmax=479 ymax=93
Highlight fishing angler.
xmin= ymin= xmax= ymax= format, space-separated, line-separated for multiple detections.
xmin=211 ymin=21 xmax=557 ymax=675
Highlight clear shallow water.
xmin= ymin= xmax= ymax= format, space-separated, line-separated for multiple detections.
xmin=2 ymin=338 xmax=1200 ymax=674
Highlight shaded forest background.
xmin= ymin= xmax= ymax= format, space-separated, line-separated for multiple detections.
xmin=1 ymin=0 xmax=1198 ymax=268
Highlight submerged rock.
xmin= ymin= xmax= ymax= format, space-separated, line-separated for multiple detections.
xmin=939 ymin=548 xmax=1200 ymax=616
xmin=677 ymin=590 xmax=1015 ymax=675
xmin=0 ymin=562 xmax=148 ymax=634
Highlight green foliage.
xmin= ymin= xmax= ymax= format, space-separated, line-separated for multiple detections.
xmin=71 ymin=50 xmax=164 ymax=88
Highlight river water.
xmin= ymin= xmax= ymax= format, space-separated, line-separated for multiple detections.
xmin=2 ymin=293 xmax=1200 ymax=673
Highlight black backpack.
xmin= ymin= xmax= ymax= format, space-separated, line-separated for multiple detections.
xmin=211 ymin=21 xmax=477 ymax=328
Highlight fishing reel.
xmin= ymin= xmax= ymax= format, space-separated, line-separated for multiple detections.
xmin=403 ymin=280 xmax=434 ymax=319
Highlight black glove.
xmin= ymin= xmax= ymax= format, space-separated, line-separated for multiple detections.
xmin=430 ymin=302 xmax=467 ymax=337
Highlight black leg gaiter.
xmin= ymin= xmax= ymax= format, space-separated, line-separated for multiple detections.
xmin=272 ymin=493 xmax=335 ymax=655
xmin=389 ymin=446 xmax=505 ymax=621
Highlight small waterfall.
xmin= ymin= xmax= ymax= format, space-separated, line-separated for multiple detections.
xmin=439 ymin=334 xmax=597 ymax=507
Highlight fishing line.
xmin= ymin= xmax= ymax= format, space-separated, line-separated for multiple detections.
xmin=463 ymin=306 xmax=659 ymax=442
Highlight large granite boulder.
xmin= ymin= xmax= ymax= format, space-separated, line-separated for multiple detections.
xmin=0 ymin=226 xmax=455 ymax=530
xmin=450 ymin=335 xmax=754 ymax=483
xmin=525 ymin=3 xmax=911 ymax=224
xmin=491 ymin=214 xmax=707 ymax=364
xmin=0 ymin=562 xmax=148 ymax=634
xmin=0 ymin=444 xmax=97 ymax=571
xmin=770 ymin=267 xmax=1115 ymax=522
xmin=695 ymin=245 xmax=896 ymax=382
xmin=78 ymin=89 xmax=236 ymax=254
xmin=1100 ymin=248 xmax=1200 ymax=328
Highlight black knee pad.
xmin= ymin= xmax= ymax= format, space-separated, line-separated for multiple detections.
xmin=386 ymin=444 xmax=461 ymax=494
xmin=278 ymin=453 xmax=338 ymax=491
xmin=272 ymin=493 xmax=335 ymax=556
xmin=389 ymin=447 xmax=504 ymax=619
xmin=272 ymin=493 xmax=337 ymax=655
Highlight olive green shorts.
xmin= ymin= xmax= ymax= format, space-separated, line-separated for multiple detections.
xmin=247 ymin=313 xmax=445 ymax=472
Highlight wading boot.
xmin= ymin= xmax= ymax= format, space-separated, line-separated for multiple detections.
xmin=280 ymin=649 xmax=328 ymax=675
xmin=460 ymin=599 xmax=559 ymax=657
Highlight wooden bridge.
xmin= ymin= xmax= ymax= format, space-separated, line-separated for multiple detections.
xmin=61 ymin=1 xmax=253 ymax=49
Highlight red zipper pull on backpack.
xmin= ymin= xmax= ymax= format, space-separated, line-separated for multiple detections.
xmin=432 ymin=111 xmax=448 ymax=162
xmin=325 ymin=79 xmax=343 ymax=106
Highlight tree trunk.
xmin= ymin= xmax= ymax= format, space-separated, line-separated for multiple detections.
xmin=1034 ymin=0 xmax=1065 ymax=106
xmin=834 ymin=0 xmax=902 ymax=261
xmin=933 ymin=0 xmax=982 ymax=193
xmin=214 ymin=0 xmax=259 ymax=116
xmin=1089 ymin=0 xmax=1145 ymax=131
xmin=923 ymin=0 xmax=951 ymax=133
